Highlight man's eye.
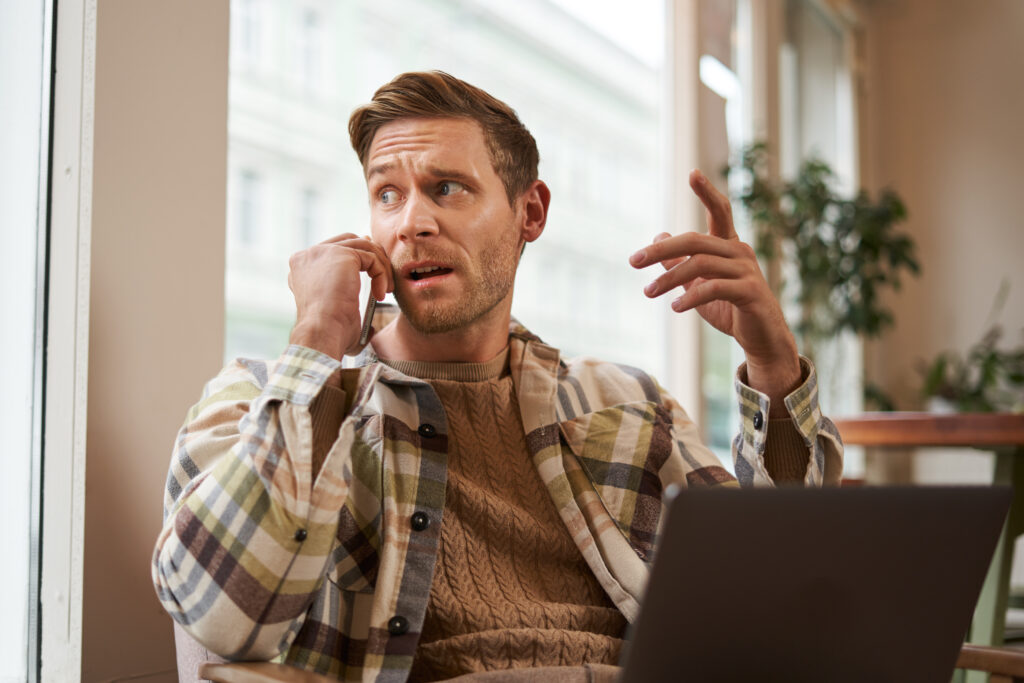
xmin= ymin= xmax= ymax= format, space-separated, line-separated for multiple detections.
xmin=379 ymin=189 xmax=399 ymax=204
xmin=438 ymin=181 xmax=464 ymax=196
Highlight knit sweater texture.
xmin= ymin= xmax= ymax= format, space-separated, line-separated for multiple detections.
xmin=379 ymin=351 xmax=627 ymax=682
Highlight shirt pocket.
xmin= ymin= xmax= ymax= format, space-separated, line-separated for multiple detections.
xmin=558 ymin=400 xmax=673 ymax=561
xmin=325 ymin=416 xmax=384 ymax=594
xmin=323 ymin=502 xmax=380 ymax=594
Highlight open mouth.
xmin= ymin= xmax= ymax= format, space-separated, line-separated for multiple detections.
xmin=409 ymin=266 xmax=454 ymax=281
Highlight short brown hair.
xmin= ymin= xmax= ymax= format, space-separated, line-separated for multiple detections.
xmin=348 ymin=71 xmax=539 ymax=204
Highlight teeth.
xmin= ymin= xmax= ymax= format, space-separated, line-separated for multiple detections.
xmin=411 ymin=266 xmax=442 ymax=274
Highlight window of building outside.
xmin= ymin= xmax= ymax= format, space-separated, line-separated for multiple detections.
xmin=224 ymin=0 xmax=672 ymax=392
xmin=698 ymin=0 xmax=863 ymax=475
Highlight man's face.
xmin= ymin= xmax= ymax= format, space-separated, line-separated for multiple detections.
xmin=366 ymin=117 xmax=525 ymax=334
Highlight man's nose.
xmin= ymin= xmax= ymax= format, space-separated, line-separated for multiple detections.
xmin=396 ymin=194 xmax=439 ymax=242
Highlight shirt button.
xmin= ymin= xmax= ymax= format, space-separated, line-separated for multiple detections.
xmin=410 ymin=511 xmax=430 ymax=532
xmin=294 ymin=529 xmax=307 ymax=542
xmin=387 ymin=615 xmax=409 ymax=635
xmin=752 ymin=411 xmax=764 ymax=430
xmin=417 ymin=423 xmax=436 ymax=438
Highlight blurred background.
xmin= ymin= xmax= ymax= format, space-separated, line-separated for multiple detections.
xmin=3 ymin=0 xmax=1023 ymax=680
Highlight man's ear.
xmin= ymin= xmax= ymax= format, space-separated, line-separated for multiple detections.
xmin=518 ymin=180 xmax=550 ymax=243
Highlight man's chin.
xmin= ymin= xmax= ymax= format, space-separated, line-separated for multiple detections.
xmin=394 ymin=294 xmax=464 ymax=335
xmin=399 ymin=309 xmax=470 ymax=335
xmin=395 ymin=293 xmax=508 ymax=336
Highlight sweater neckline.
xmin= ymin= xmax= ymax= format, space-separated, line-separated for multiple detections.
xmin=380 ymin=346 xmax=509 ymax=382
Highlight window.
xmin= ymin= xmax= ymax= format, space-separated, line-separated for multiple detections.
xmin=697 ymin=0 xmax=753 ymax=463
xmin=236 ymin=0 xmax=263 ymax=66
xmin=295 ymin=7 xmax=323 ymax=91
xmin=2 ymin=1 xmax=52 ymax=680
xmin=236 ymin=168 xmax=263 ymax=247
xmin=224 ymin=0 xmax=670 ymax=383
xmin=778 ymin=0 xmax=863 ymax=476
xmin=697 ymin=0 xmax=863 ymax=472
xmin=298 ymin=185 xmax=320 ymax=248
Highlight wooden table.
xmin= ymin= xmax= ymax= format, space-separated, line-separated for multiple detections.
xmin=834 ymin=412 xmax=1024 ymax=680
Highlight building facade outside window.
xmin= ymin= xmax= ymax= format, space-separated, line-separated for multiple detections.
xmin=224 ymin=0 xmax=672 ymax=391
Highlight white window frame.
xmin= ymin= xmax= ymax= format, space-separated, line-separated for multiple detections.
xmin=664 ymin=0 xmax=706 ymax=424
xmin=41 ymin=0 xmax=94 ymax=680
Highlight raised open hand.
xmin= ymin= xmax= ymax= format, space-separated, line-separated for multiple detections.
xmin=629 ymin=170 xmax=801 ymax=404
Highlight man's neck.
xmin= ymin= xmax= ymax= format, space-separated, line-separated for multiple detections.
xmin=370 ymin=308 xmax=512 ymax=363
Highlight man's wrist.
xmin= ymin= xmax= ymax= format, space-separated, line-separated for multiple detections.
xmin=289 ymin=320 xmax=351 ymax=361
xmin=744 ymin=353 xmax=802 ymax=417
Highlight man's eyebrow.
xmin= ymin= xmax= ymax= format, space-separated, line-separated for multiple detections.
xmin=366 ymin=162 xmax=394 ymax=180
xmin=427 ymin=167 xmax=475 ymax=183
xmin=365 ymin=164 xmax=474 ymax=184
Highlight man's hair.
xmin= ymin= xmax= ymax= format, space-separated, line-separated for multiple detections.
xmin=348 ymin=71 xmax=539 ymax=204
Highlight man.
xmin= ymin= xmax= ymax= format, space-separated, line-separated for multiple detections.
xmin=153 ymin=71 xmax=842 ymax=682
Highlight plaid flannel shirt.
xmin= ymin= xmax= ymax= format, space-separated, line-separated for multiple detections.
xmin=153 ymin=308 xmax=842 ymax=682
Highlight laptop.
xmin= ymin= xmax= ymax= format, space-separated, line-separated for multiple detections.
xmin=618 ymin=486 xmax=1012 ymax=682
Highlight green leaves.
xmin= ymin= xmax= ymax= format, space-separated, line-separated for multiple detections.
xmin=917 ymin=281 xmax=1024 ymax=413
xmin=725 ymin=143 xmax=920 ymax=343
xmin=919 ymin=325 xmax=1024 ymax=413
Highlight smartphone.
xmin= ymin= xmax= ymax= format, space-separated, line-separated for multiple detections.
xmin=358 ymin=272 xmax=376 ymax=346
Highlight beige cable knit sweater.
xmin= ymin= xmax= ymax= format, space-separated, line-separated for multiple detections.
xmin=381 ymin=352 xmax=625 ymax=682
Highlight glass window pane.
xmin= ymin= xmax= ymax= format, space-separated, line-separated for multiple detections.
xmin=699 ymin=0 xmax=861 ymax=470
xmin=224 ymin=0 xmax=668 ymax=382
xmin=781 ymin=0 xmax=863 ymax=474
xmin=698 ymin=0 xmax=745 ymax=465
xmin=0 ymin=1 xmax=48 ymax=679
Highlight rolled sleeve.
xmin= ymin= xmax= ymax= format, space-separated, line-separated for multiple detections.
xmin=732 ymin=356 xmax=844 ymax=487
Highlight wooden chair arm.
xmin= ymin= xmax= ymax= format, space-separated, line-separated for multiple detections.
xmin=197 ymin=645 xmax=1024 ymax=682
xmin=198 ymin=661 xmax=339 ymax=683
xmin=957 ymin=644 xmax=1024 ymax=681
xmin=198 ymin=662 xmax=619 ymax=682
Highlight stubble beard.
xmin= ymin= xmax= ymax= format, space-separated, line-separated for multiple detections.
xmin=394 ymin=226 xmax=520 ymax=335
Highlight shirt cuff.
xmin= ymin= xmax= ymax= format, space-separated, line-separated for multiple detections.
xmin=734 ymin=356 xmax=821 ymax=456
xmin=262 ymin=344 xmax=345 ymax=407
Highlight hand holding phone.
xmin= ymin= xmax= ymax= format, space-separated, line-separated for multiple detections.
xmin=287 ymin=233 xmax=392 ymax=359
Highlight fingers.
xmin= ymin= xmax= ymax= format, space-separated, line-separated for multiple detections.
xmin=318 ymin=234 xmax=394 ymax=298
xmin=319 ymin=232 xmax=361 ymax=244
xmin=689 ymin=169 xmax=737 ymax=240
xmin=629 ymin=171 xmax=738 ymax=273
xmin=650 ymin=232 xmax=684 ymax=270
xmin=630 ymin=231 xmax=743 ymax=270
xmin=643 ymin=253 xmax=748 ymax=298
xmin=347 ymin=247 xmax=393 ymax=300
xmin=669 ymin=277 xmax=754 ymax=313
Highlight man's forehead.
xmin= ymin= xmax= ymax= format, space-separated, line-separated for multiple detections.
xmin=368 ymin=117 xmax=484 ymax=156
xmin=365 ymin=117 xmax=489 ymax=177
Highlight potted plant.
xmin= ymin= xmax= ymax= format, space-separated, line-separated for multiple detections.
xmin=919 ymin=283 xmax=1024 ymax=413
xmin=724 ymin=143 xmax=920 ymax=411
xmin=725 ymin=142 xmax=920 ymax=355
